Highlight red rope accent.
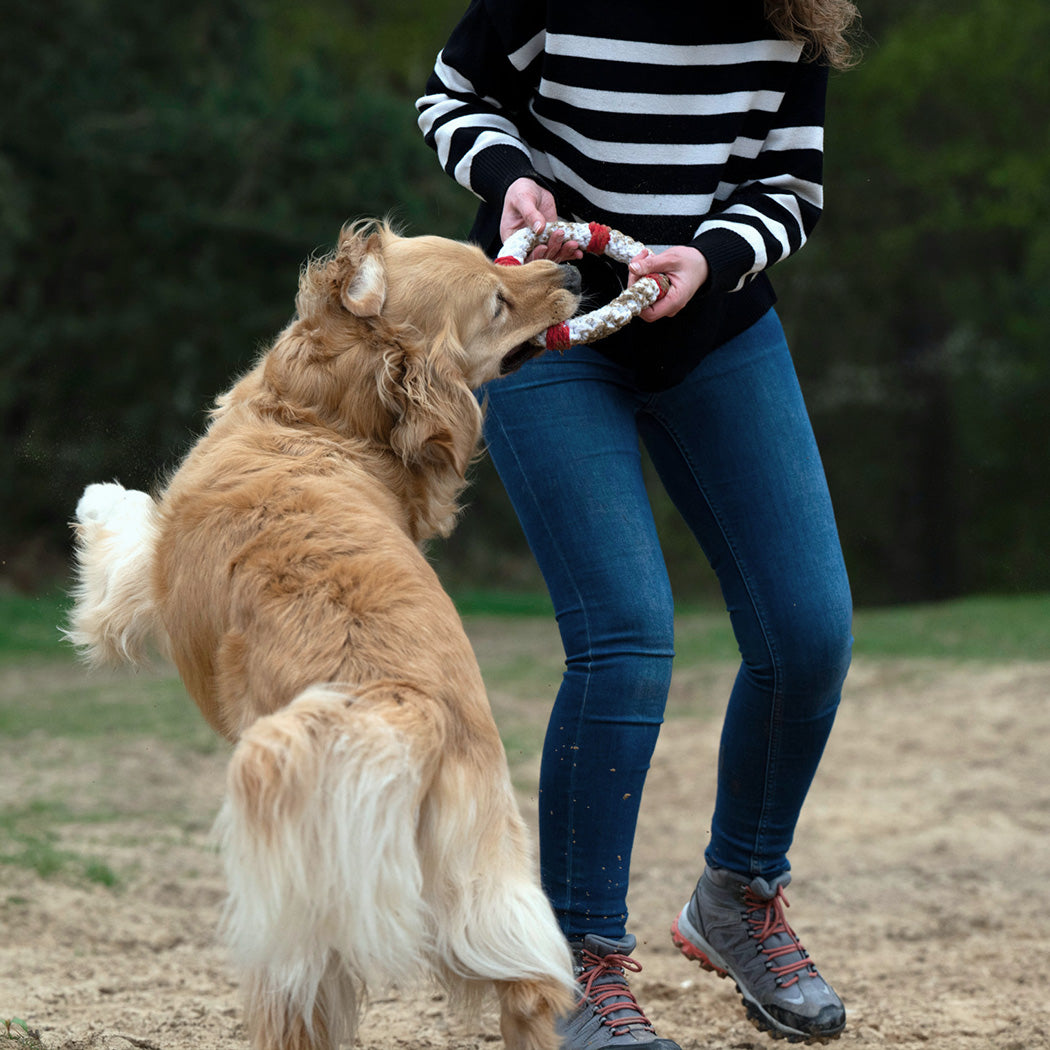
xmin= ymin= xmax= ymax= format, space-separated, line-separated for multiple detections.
xmin=495 ymin=255 xmax=522 ymax=266
xmin=653 ymin=274 xmax=671 ymax=301
xmin=586 ymin=222 xmax=611 ymax=255
xmin=545 ymin=323 xmax=571 ymax=351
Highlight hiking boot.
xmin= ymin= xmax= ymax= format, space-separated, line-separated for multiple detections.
xmin=671 ymin=867 xmax=845 ymax=1044
xmin=558 ymin=934 xmax=681 ymax=1050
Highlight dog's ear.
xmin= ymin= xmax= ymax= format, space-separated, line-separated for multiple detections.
xmin=338 ymin=229 xmax=387 ymax=317
xmin=381 ymin=332 xmax=482 ymax=483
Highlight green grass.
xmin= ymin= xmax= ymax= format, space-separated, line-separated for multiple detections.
xmin=0 ymin=1019 xmax=42 ymax=1049
xmin=1 ymin=590 xmax=1046 ymax=754
xmin=0 ymin=586 xmax=1045 ymax=899
xmin=452 ymin=589 xmax=556 ymax=617
xmin=669 ymin=592 xmax=1050 ymax=664
xmin=0 ymin=1019 xmax=45 ymax=1050
xmin=0 ymin=588 xmax=74 ymax=662
xmin=0 ymin=589 xmax=219 ymax=750
xmin=852 ymin=592 xmax=1050 ymax=661
xmin=460 ymin=589 xmax=1050 ymax=662
xmin=667 ymin=592 xmax=1050 ymax=665
xmin=0 ymin=590 xmax=219 ymax=891
xmin=0 ymin=670 xmax=218 ymax=750
xmin=5 ymin=587 xmax=1048 ymax=665
xmin=0 ymin=801 xmax=121 ymax=886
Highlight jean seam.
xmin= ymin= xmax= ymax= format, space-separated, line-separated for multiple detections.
xmin=642 ymin=398 xmax=785 ymax=874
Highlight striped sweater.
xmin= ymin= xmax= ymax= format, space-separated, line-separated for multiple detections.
xmin=417 ymin=1 xmax=830 ymax=388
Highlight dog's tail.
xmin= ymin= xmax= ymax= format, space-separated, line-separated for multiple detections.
xmin=215 ymin=682 xmax=573 ymax=1050
xmin=215 ymin=683 xmax=443 ymax=1048
xmin=65 ymin=481 xmax=168 ymax=667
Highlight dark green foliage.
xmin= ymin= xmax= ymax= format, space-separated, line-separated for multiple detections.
xmin=0 ymin=0 xmax=473 ymax=573
xmin=1 ymin=0 xmax=1047 ymax=604
xmin=775 ymin=0 xmax=1050 ymax=601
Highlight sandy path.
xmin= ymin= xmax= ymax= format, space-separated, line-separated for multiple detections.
xmin=2 ymin=657 xmax=1048 ymax=1050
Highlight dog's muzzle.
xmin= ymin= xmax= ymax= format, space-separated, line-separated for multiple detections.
xmin=498 ymin=265 xmax=583 ymax=375
xmin=560 ymin=263 xmax=583 ymax=295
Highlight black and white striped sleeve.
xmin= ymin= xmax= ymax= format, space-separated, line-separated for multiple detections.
xmin=415 ymin=0 xmax=544 ymax=208
xmin=691 ymin=60 xmax=829 ymax=295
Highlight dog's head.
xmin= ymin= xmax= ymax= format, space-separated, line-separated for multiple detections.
xmin=258 ymin=221 xmax=580 ymax=540
xmin=315 ymin=221 xmax=581 ymax=381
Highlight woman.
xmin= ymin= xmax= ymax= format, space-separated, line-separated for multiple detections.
xmin=417 ymin=2 xmax=860 ymax=1046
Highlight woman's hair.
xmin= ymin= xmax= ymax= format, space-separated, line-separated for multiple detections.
xmin=765 ymin=0 xmax=862 ymax=70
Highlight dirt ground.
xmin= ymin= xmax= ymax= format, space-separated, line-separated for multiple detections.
xmin=2 ymin=650 xmax=1049 ymax=1050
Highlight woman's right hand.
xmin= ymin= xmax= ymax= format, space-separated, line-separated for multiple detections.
xmin=501 ymin=178 xmax=582 ymax=263
xmin=628 ymin=245 xmax=709 ymax=322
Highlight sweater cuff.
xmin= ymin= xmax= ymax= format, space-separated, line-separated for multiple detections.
xmin=690 ymin=227 xmax=757 ymax=297
xmin=469 ymin=143 xmax=548 ymax=208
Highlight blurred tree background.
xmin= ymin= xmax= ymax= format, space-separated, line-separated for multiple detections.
xmin=1 ymin=0 xmax=1047 ymax=606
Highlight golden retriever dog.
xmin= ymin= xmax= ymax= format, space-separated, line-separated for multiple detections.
xmin=66 ymin=221 xmax=582 ymax=1050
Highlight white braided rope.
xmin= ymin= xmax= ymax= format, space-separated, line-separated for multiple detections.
xmin=497 ymin=222 xmax=668 ymax=348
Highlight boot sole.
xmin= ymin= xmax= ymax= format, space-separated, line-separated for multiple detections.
xmin=670 ymin=913 xmax=845 ymax=1046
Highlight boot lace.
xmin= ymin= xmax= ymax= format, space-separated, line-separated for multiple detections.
xmin=578 ymin=948 xmax=655 ymax=1037
xmin=743 ymin=885 xmax=819 ymax=988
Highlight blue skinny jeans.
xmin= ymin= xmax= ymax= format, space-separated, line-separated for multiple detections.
xmin=480 ymin=308 xmax=853 ymax=940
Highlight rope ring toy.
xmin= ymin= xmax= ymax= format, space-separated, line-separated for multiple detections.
xmin=496 ymin=221 xmax=670 ymax=350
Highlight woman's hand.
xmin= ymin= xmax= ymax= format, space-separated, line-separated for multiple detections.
xmin=501 ymin=178 xmax=582 ymax=263
xmin=628 ymin=245 xmax=709 ymax=321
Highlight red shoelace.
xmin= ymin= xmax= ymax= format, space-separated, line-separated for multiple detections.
xmin=743 ymin=885 xmax=818 ymax=987
xmin=578 ymin=949 xmax=656 ymax=1037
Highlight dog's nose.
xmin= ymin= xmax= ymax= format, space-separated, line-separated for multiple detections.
xmin=560 ymin=264 xmax=582 ymax=294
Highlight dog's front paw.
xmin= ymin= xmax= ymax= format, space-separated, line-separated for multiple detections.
xmin=76 ymin=482 xmax=153 ymax=526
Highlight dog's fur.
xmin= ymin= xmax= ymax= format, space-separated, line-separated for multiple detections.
xmin=66 ymin=221 xmax=582 ymax=1050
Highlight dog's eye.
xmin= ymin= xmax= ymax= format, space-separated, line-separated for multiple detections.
xmin=495 ymin=291 xmax=513 ymax=318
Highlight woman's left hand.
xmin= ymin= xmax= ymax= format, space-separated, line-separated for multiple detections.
xmin=628 ymin=246 xmax=709 ymax=321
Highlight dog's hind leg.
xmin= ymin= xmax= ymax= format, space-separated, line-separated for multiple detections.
xmin=420 ymin=754 xmax=574 ymax=1050
xmin=495 ymin=976 xmax=573 ymax=1050
xmin=218 ymin=684 xmax=438 ymax=1050
xmin=242 ymin=955 xmax=358 ymax=1050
